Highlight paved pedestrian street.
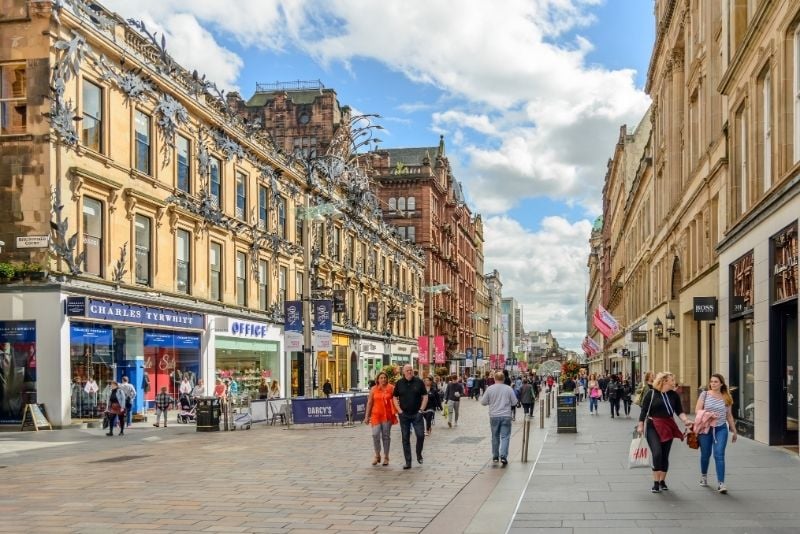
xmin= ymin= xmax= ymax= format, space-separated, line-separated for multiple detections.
xmin=2 ymin=397 xmax=800 ymax=533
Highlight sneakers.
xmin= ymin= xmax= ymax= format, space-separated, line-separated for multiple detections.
xmin=700 ymin=475 xmax=708 ymax=487
xmin=492 ymin=457 xmax=499 ymax=463
xmin=718 ymin=483 xmax=728 ymax=494
xmin=403 ymin=463 xmax=411 ymax=470
xmin=500 ymin=457 xmax=508 ymax=467
xmin=651 ymin=482 xmax=661 ymax=493
xmin=659 ymin=481 xmax=668 ymax=491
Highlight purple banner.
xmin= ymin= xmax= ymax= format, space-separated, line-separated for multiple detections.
xmin=291 ymin=397 xmax=348 ymax=424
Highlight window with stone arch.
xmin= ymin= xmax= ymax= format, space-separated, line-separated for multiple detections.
xmin=407 ymin=196 xmax=416 ymax=213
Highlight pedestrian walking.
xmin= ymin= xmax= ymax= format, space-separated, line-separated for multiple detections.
xmin=365 ymin=371 xmax=397 ymax=466
xmin=480 ymin=371 xmax=519 ymax=466
xmin=598 ymin=375 xmax=608 ymax=401
xmin=587 ymin=373 xmax=601 ymax=415
xmin=606 ymin=374 xmax=622 ymax=418
xmin=694 ymin=373 xmax=737 ymax=494
xmin=103 ymin=380 xmax=126 ymax=436
xmin=621 ymin=378 xmax=633 ymax=418
xmin=152 ymin=386 xmax=173 ymax=428
xmin=636 ymin=372 xmax=692 ymax=493
xmin=444 ymin=375 xmax=465 ymax=427
xmin=119 ymin=375 xmax=136 ymax=428
xmin=422 ymin=376 xmax=442 ymax=435
xmin=323 ymin=379 xmax=333 ymax=398
xmin=519 ymin=379 xmax=534 ymax=416
xmin=392 ymin=364 xmax=428 ymax=469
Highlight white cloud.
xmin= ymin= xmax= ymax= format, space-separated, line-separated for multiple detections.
xmin=485 ymin=215 xmax=592 ymax=349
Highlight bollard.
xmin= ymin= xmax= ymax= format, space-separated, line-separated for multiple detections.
xmin=539 ymin=398 xmax=544 ymax=428
xmin=521 ymin=415 xmax=532 ymax=462
xmin=546 ymin=394 xmax=551 ymax=418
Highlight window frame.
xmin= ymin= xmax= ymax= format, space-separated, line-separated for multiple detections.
xmin=209 ymin=241 xmax=222 ymax=302
xmin=81 ymin=78 xmax=103 ymax=153
xmin=235 ymin=250 xmax=247 ymax=306
xmin=176 ymin=134 xmax=191 ymax=193
xmin=176 ymin=228 xmax=191 ymax=294
xmin=134 ymin=213 xmax=152 ymax=286
xmin=0 ymin=62 xmax=27 ymax=136
xmin=258 ymin=259 xmax=269 ymax=310
xmin=258 ymin=185 xmax=268 ymax=230
xmin=134 ymin=109 xmax=152 ymax=175
xmin=209 ymin=156 xmax=222 ymax=209
xmin=82 ymin=196 xmax=104 ymax=277
xmin=235 ymin=170 xmax=247 ymax=221
xmin=277 ymin=196 xmax=287 ymax=239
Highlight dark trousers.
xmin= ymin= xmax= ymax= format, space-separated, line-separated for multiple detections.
xmin=398 ymin=412 xmax=425 ymax=465
xmin=422 ymin=409 xmax=435 ymax=431
xmin=645 ymin=424 xmax=673 ymax=472
xmin=107 ymin=413 xmax=124 ymax=435
xmin=522 ymin=402 xmax=532 ymax=416
xmin=622 ymin=398 xmax=632 ymax=416
xmin=125 ymin=401 xmax=133 ymax=427
xmin=609 ymin=397 xmax=620 ymax=417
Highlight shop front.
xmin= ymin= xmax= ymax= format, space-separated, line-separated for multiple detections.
xmin=67 ymin=297 xmax=205 ymax=421
xmin=210 ymin=316 xmax=282 ymax=400
xmin=359 ymin=339 xmax=385 ymax=388
xmin=0 ymin=321 xmax=37 ymax=424
xmin=317 ymin=333 xmax=351 ymax=394
xmin=391 ymin=342 xmax=416 ymax=367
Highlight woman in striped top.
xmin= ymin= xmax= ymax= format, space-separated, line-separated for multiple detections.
xmin=695 ymin=374 xmax=737 ymax=494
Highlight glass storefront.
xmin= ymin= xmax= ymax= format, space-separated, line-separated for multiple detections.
xmin=214 ymin=338 xmax=279 ymax=400
xmin=69 ymin=322 xmax=201 ymax=419
xmin=0 ymin=321 xmax=36 ymax=424
xmin=730 ymin=251 xmax=755 ymax=438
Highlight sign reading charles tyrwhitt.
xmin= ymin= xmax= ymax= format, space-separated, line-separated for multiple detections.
xmin=693 ymin=297 xmax=718 ymax=320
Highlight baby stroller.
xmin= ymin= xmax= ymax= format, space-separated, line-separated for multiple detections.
xmin=176 ymin=394 xmax=196 ymax=424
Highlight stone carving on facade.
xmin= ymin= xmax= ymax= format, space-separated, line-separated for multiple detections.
xmin=155 ymin=94 xmax=189 ymax=165
xmin=111 ymin=242 xmax=128 ymax=284
xmin=49 ymin=186 xmax=85 ymax=276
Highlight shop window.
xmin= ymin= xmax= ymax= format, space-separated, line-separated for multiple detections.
xmin=209 ymin=242 xmax=222 ymax=302
xmin=69 ymin=323 xmax=113 ymax=419
xmin=81 ymin=79 xmax=103 ymax=153
xmin=235 ymin=171 xmax=247 ymax=220
xmin=0 ymin=63 xmax=26 ymax=135
xmin=134 ymin=110 xmax=151 ymax=175
xmin=236 ymin=251 xmax=247 ymax=306
xmin=176 ymin=135 xmax=190 ymax=193
xmin=277 ymin=196 xmax=286 ymax=238
xmin=730 ymin=317 xmax=754 ymax=436
xmin=82 ymin=197 xmax=103 ymax=276
xmin=773 ymin=224 xmax=798 ymax=302
xmin=0 ymin=321 xmax=36 ymax=424
xmin=142 ymin=330 xmax=201 ymax=405
xmin=215 ymin=338 xmax=279 ymax=400
xmin=134 ymin=214 xmax=151 ymax=286
xmin=176 ymin=229 xmax=191 ymax=294
xmin=258 ymin=185 xmax=268 ymax=230
xmin=258 ymin=259 xmax=269 ymax=310
xmin=209 ymin=156 xmax=222 ymax=209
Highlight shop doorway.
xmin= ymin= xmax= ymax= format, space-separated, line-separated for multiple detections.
xmin=770 ymin=300 xmax=798 ymax=446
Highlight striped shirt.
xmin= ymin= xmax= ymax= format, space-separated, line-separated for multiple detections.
xmin=700 ymin=391 xmax=728 ymax=427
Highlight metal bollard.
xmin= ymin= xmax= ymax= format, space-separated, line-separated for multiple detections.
xmin=546 ymin=394 xmax=551 ymax=418
xmin=521 ymin=415 xmax=532 ymax=462
xmin=539 ymin=398 xmax=544 ymax=428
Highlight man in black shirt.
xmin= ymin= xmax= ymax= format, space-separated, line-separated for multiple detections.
xmin=393 ymin=364 xmax=428 ymax=469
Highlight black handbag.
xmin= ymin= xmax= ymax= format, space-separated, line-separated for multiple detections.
xmin=102 ymin=413 xmax=109 ymax=429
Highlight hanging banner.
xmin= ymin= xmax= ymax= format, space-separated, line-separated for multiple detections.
xmin=284 ymin=300 xmax=303 ymax=351
xmin=490 ymin=354 xmax=497 ymax=368
xmin=333 ymin=290 xmax=346 ymax=313
xmin=434 ymin=336 xmax=446 ymax=364
xmin=312 ymin=300 xmax=333 ymax=351
xmin=417 ymin=336 xmax=429 ymax=365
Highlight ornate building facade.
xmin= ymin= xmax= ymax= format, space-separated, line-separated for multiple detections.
xmin=0 ymin=0 xmax=422 ymax=426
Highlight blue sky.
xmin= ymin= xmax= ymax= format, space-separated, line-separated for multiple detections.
xmin=103 ymin=0 xmax=655 ymax=349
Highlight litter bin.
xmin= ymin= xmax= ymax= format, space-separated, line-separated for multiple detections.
xmin=196 ymin=397 xmax=220 ymax=432
xmin=557 ymin=393 xmax=577 ymax=433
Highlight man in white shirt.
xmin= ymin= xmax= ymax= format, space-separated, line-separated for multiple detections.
xmin=480 ymin=371 xmax=519 ymax=466
xmin=119 ymin=376 xmax=136 ymax=428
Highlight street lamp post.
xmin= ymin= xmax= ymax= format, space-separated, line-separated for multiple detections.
xmin=422 ymin=284 xmax=450 ymax=376
xmin=469 ymin=312 xmax=488 ymax=375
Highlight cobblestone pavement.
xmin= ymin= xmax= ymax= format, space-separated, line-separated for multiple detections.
xmin=0 ymin=398 xmax=543 ymax=533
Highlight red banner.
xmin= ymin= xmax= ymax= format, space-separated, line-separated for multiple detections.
xmin=499 ymin=355 xmax=506 ymax=368
xmin=489 ymin=354 xmax=497 ymax=368
xmin=417 ymin=336 xmax=429 ymax=365
xmin=434 ymin=336 xmax=446 ymax=364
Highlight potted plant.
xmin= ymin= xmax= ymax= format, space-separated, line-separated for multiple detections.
xmin=26 ymin=262 xmax=48 ymax=281
xmin=0 ymin=262 xmax=14 ymax=282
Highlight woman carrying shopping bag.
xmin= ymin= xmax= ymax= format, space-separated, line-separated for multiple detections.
xmin=636 ymin=372 xmax=693 ymax=493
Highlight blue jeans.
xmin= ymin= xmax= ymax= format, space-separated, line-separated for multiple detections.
xmin=699 ymin=424 xmax=729 ymax=483
xmin=490 ymin=416 xmax=512 ymax=459
xmin=589 ymin=396 xmax=599 ymax=412
xmin=398 ymin=412 xmax=425 ymax=465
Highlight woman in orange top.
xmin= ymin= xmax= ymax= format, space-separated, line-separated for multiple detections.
xmin=365 ymin=371 xmax=397 ymax=466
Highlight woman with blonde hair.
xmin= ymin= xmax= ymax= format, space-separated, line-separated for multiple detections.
xmin=636 ymin=372 xmax=692 ymax=493
xmin=694 ymin=373 xmax=737 ymax=493
xmin=364 ymin=371 xmax=397 ymax=466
